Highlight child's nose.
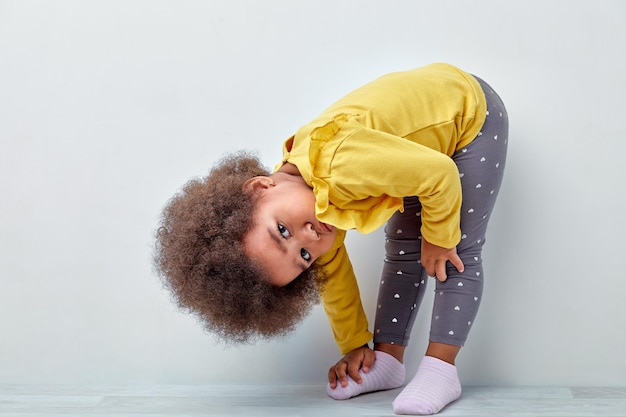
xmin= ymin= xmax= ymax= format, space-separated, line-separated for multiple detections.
xmin=304 ymin=223 xmax=319 ymax=240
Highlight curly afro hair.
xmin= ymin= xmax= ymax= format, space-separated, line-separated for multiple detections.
xmin=154 ymin=152 xmax=326 ymax=344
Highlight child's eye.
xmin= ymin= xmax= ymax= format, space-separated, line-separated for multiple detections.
xmin=301 ymin=248 xmax=311 ymax=261
xmin=278 ymin=224 xmax=290 ymax=238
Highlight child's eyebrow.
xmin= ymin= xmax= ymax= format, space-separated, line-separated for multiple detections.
xmin=266 ymin=227 xmax=308 ymax=273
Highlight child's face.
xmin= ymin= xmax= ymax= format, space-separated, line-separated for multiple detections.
xmin=243 ymin=173 xmax=336 ymax=287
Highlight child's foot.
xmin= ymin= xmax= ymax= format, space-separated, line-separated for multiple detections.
xmin=392 ymin=356 xmax=461 ymax=415
xmin=326 ymin=350 xmax=405 ymax=400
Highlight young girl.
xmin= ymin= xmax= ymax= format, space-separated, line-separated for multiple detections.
xmin=155 ymin=62 xmax=508 ymax=415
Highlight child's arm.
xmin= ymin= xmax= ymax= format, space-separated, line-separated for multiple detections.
xmin=316 ymin=235 xmax=373 ymax=355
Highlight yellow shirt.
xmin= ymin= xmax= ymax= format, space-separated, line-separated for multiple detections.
xmin=277 ymin=63 xmax=487 ymax=354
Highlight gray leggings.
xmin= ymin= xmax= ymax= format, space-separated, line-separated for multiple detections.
xmin=373 ymin=76 xmax=508 ymax=347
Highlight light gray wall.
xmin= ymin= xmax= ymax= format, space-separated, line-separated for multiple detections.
xmin=1 ymin=0 xmax=625 ymax=387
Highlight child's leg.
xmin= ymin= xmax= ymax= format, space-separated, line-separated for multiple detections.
xmin=428 ymin=76 xmax=508 ymax=352
xmin=394 ymin=76 xmax=509 ymax=415
xmin=375 ymin=196 xmax=428 ymax=352
xmin=327 ymin=197 xmax=424 ymax=400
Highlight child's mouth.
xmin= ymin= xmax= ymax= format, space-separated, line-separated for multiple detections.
xmin=319 ymin=221 xmax=334 ymax=233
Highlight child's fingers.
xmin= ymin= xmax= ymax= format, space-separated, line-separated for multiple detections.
xmin=329 ymin=360 xmax=350 ymax=388
xmin=327 ymin=366 xmax=338 ymax=389
xmin=436 ymin=260 xmax=448 ymax=282
xmin=437 ymin=249 xmax=465 ymax=282
xmin=347 ymin=359 xmax=362 ymax=384
xmin=361 ymin=348 xmax=376 ymax=373
xmin=451 ymin=254 xmax=465 ymax=273
xmin=328 ymin=346 xmax=373 ymax=388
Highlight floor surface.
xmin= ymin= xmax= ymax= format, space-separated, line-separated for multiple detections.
xmin=1 ymin=384 xmax=625 ymax=417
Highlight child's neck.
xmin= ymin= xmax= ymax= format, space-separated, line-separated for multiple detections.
xmin=277 ymin=162 xmax=301 ymax=176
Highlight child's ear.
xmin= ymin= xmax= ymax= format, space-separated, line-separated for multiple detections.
xmin=242 ymin=176 xmax=275 ymax=194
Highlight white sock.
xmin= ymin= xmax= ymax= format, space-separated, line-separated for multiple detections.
xmin=392 ymin=356 xmax=462 ymax=415
xmin=327 ymin=351 xmax=405 ymax=400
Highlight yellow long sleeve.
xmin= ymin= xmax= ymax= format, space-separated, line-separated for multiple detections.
xmin=315 ymin=231 xmax=373 ymax=355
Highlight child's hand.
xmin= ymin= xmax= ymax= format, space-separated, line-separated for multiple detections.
xmin=421 ymin=238 xmax=464 ymax=282
xmin=327 ymin=345 xmax=375 ymax=389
